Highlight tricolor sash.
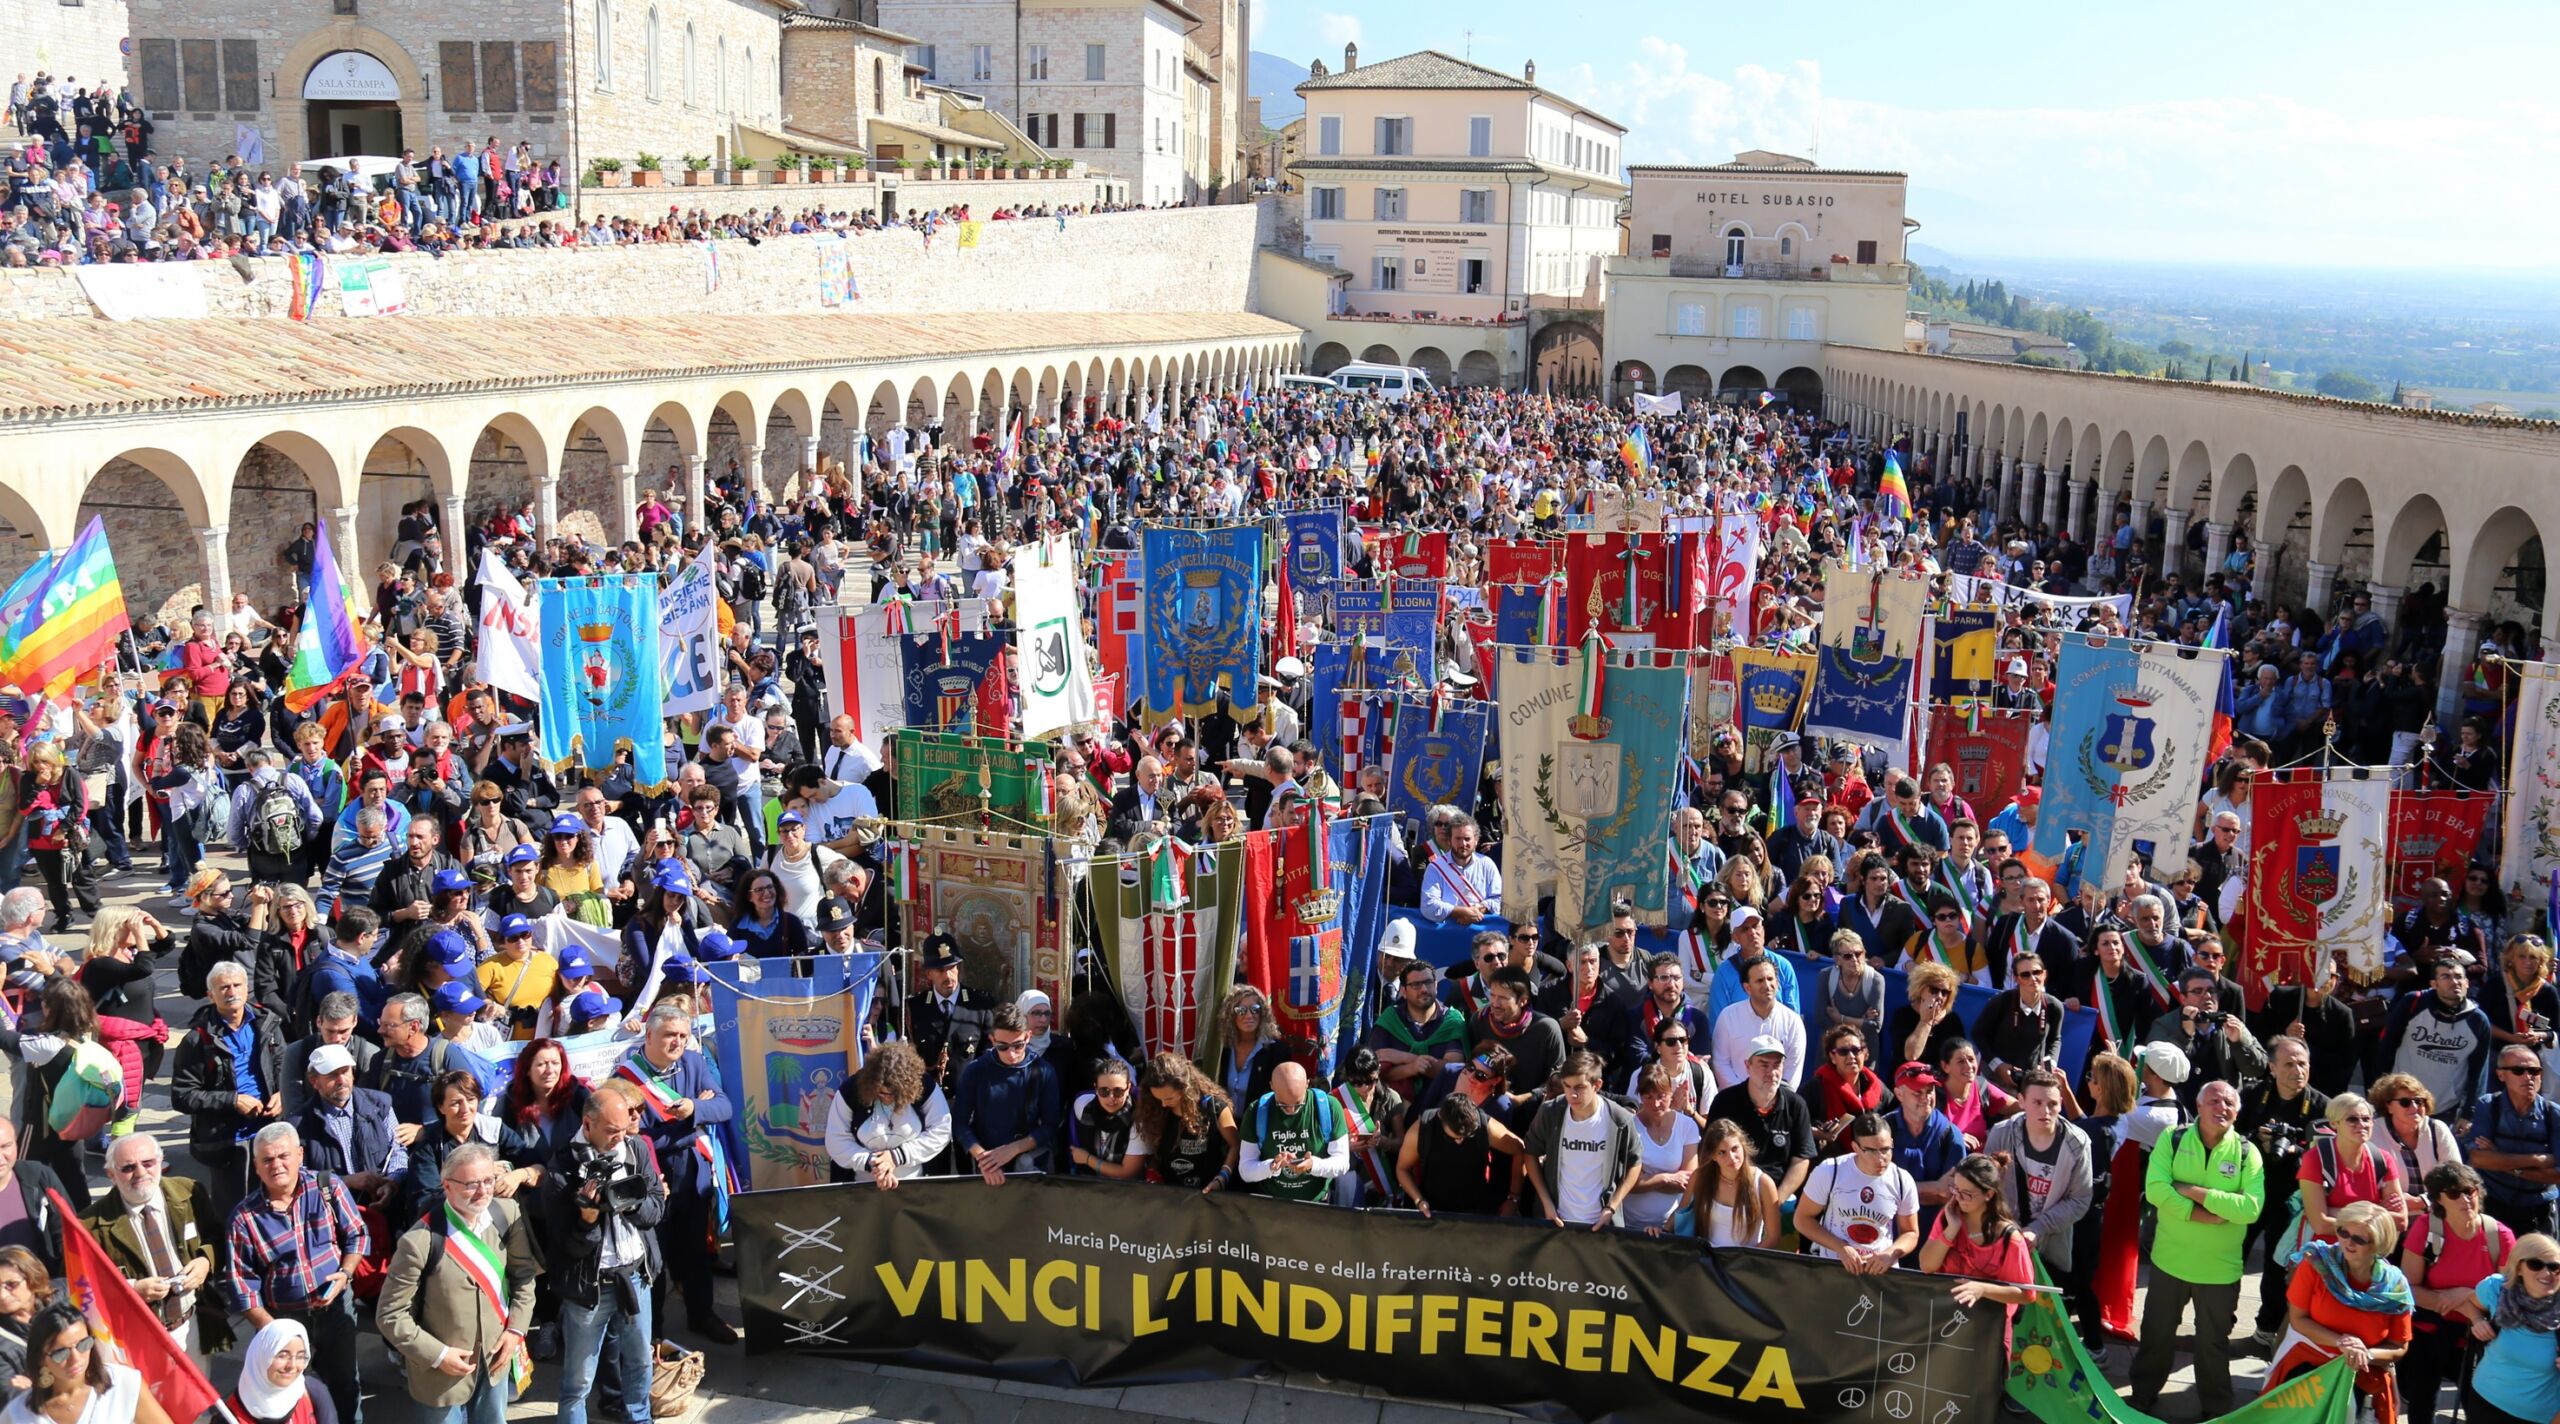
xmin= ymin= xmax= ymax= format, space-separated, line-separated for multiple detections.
xmin=441 ymin=1205 xmax=533 ymax=1395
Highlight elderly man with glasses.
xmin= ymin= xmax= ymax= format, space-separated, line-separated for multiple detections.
xmin=377 ymin=1142 xmax=539 ymax=1424
xmin=2470 ymin=1044 xmax=2560 ymax=1237
xmin=83 ymin=1134 xmax=226 ymax=1361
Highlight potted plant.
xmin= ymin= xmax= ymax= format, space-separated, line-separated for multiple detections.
xmin=729 ymin=153 xmax=759 ymax=184
xmin=586 ymin=157 xmax=623 ymax=188
xmin=682 ymin=154 xmax=711 ymax=186
xmin=845 ymin=154 xmax=870 ymax=176
xmin=909 ymin=156 xmax=932 ymax=181
xmin=631 ymin=153 xmax=665 ymax=187
xmin=773 ymin=153 xmax=803 ymax=184
xmin=1046 ymin=158 xmax=1072 ymax=176
xmin=968 ymin=154 xmax=992 ymax=180
xmin=806 ymin=156 xmax=833 ymax=183
xmin=947 ymin=155 xmax=968 ymax=179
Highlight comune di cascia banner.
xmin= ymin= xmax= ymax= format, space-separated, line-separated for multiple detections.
xmin=737 ymin=1177 xmax=2006 ymax=1424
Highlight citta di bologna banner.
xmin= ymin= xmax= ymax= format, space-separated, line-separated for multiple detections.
xmin=738 ymin=1177 xmax=2007 ymax=1424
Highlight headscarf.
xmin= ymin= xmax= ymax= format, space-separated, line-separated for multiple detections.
xmin=2301 ymin=1239 xmax=2413 ymax=1317
xmin=234 ymin=1318 xmax=312 ymax=1421
xmin=2494 ymin=1270 xmax=2560 ymax=1334
xmin=1016 ymin=989 xmax=1054 ymax=1061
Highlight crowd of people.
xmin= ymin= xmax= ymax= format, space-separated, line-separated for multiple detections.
xmin=0 ymin=366 xmax=2548 ymax=1424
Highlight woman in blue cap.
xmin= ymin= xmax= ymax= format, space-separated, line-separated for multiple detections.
xmin=475 ymin=913 xmax=560 ymax=1043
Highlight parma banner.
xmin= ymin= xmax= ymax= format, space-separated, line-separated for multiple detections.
xmin=1926 ymin=707 xmax=2034 ymax=810
xmin=2007 ymin=1262 xmax=2351 ymax=1424
xmin=1731 ymin=648 xmax=1814 ymax=741
xmin=2501 ymin=660 xmax=2560 ymax=900
xmin=1279 ymin=508 xmax=1346 ymax=600
xmin=1926 ymin=604 xmax=2003 ymax=707
xmin=1565 ymin=533 xmax=1697 ymax=650
xmin=1332 ymin=582 xmax=1441 ymax=675
xmin=1142 ymin=526 xmax=1264 ymax=719
xmin=2390 ymin=789 xmax=2494 ymax=911
xmin=1387 ymin=698 xmax=1491 ymax=843
xmin=701 ymin=955 xmax=885 ymax=1190
xmin=2243 ymin=768 xmax=2392 ymax=993
xmin=1484 ymin=538 xmax=1565 ymax=586
xmin=1012 ymin=537 xmax=1099 ymax=742
xmin=1501 ymin=645 xmax=1691 ymax=931
xmin=889 ymin=728 xmax=1055 ymax=829
xmin=2033 ymin=634 xmax=2233 ymax=889
xmin=900 ymin=824 xmax=1068 ymax=1009
xmin=1092 ymin=836 xmax=1246 ymax=1069
xmin=1803 ymin=562 xmax=1924 ymax=767
xmin=536 ymin=573 xmax=668 ymax=787
xmin=738 ymin=1176 xmax=2007 ymax=1424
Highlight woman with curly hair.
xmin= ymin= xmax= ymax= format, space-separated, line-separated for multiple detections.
xmin=1918 ymin=1153 xmax=2038 ymax=1344
xmin=499 ymin=1037 xmax=589 ymax=1172
xmin=825 ymin=1040 xmax=951 ymax=1187
xmin=537 ymin=812 xmax=608 ymax=926
xmin=1135 ymin=1051 xmax=1238 ymax=1193
xmin=730 ymin=867 xmax=814 ymax=959
xmin=1209 ymin=985 xmax=1284 ymax=1106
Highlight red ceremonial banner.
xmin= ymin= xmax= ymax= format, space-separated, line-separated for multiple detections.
xmin=1484 ymin=538 xmax=1565 ymax=586
xmin=1564 ymin=532 xmax=1695 ymax=649
xmin=2389 ymin=790 xmax=2494 ymax=912
xmin=1240 ymin=821 xmax=1342 ymax=1051
xmin=2240 ymin=773 xmax=2326 ymax=1002
xmin=1381 ymin=531 xmax=1450 ymax=581
xmin=1926 ymin=706 xmax=2032 ymax=808
xmin=56 ymin=1191 xmax=220 ymax=1424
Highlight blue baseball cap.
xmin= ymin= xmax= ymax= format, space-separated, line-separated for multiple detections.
xmin=653 ymin=865 xmax=695 ymax=896
xmin=547 ymin=812 xmax=585 ymax=838
xmin=696 ymin=930 xmax=741 ymax=962
xmin=568 ymin=987 xmax=622 ymax=1023
xmin=430 ymin=868 xmax=472 ymax=896
xmin=431 ymin=980 xmax=488 ymax=1017
xmin=502 ymin=844 xmax=540 ymax=867
xmin=496 ymin=913 xmax=533 ymax=940
xmin=659 ymin=953 xmax=704 ymax=985
xmin=555 ymin=945 xmax=595 ymax=980
xmin=427 ymin=930 xmax=476 ymax=972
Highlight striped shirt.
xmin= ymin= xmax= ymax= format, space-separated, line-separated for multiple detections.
xmin=226 ymin=1170 xmax=368 ymax=1315
xmin=319 ymin=837 xmax=399 ymax=919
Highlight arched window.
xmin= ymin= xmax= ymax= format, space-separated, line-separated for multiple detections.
xmin=645 ymin=8 xmax=661 ymax=99
xmin=683 ymin=23 xmax=696 ymax=105
xmin=873 ymin=57 xmax=884 ymax=113
xmin=594 ymin=0 xmax=613 ymax=88
xmin=745 ymin=46 xmax=757 ymax=116
xmin=717 ymin=36 xmax=728 ymax=112
xmin=1724 ymin=227 xmax=1747 ymax=267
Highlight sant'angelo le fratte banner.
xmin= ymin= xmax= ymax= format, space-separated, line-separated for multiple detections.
xmin=738 ymin=1177 xmax=2005 ymax=1424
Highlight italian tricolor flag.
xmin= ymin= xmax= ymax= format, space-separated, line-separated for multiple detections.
xmin=441 ymin=1206 xmax=532 ymax=1396
xmin=615 ymin=1062 xmax=685 ymax=1120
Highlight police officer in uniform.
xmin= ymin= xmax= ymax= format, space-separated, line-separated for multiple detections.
xmin=903 ymin=934 xmax=994 ymax=1099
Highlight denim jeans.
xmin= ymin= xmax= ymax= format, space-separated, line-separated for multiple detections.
xmin=429 ymin=1369 xmax=510 ymax=1424
xmin=560 ymin=1266 xmax=652 ymax=1424
xmin=88 ymin=784 xmax=129 ymax=869
xmin=160 ymin=814 xmax=201 ymax=894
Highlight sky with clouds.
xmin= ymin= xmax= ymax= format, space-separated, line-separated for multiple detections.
xmin=1253 ymin=1 xmax=2560 ymax=271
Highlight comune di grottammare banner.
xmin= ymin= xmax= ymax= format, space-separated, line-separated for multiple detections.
xmin=737 ymin=1176 xmax=2008 ymax=1424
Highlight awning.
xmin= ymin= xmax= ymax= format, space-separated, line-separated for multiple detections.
xmin=730 ymin=121 xmax=867 ymax=161
xmin=867 ymin=116 xmax=1003 ymax=153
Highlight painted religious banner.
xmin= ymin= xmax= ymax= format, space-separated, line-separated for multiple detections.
xmin=700 ymin=955 xmax=884 ymax=1189
xmin=1011 ymin=536 xmax=1098 ymax=742
xmin=535 ymin=573 xmax=666 ymax=786
xmin=1091 ymin=836 xmax=1245 ymax=1069
xmin=1927 ymin=603 xmax=2004 ymax=708
xmin=1927 ymin=706 xmax=2034 ymax=810
xmin=1387 ymin=698 xmax=1490 ymax=843
xmin=1278 ymin=508 xmax=1346 ymax=600
xmin=1564 ymin=532 xmax=1698 ymax=650
xmin=1500 ymin=645 xmax=1691 ymax=931
xmin=888 ymin=728 xmax=1054 ymax=830
xmin=2242 ymin=768 xmax=2392 ymax=994
xmin=1483 ymin=538 xmax=1564 ymax=587
xmin=2390 ymin=789 xmax=2494 ymax=912
xmin=1803 ymin=561 xmax=1924 ymax=767
xmin=2034 ymin=634 xmax=2232 ymax=889
xmin=2501 ymin=662 xmax=2560 ymax=901
xmin=901 ymin=825 xmax=1068 ymax=1009
xmin=1140 ymin=526 xmax=1263 ymax=718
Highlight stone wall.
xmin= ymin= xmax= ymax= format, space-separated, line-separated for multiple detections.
xmin=567 ymin=169 xmax=1119 ymax=223
xmin=0 ymin=200 xmax=1259 ymax=321
xmin=16 ymin=0 xmax=133 ymax=90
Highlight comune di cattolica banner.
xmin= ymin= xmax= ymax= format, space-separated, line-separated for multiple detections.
xmin=736 ymin=1176 xmax=2008 ymax=1424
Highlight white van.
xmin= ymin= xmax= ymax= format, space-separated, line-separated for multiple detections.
xmin=1274 ymin=373 xmax=1338 ymax=393
xmin=1329 ymin=363 xmax=1436 ymax=401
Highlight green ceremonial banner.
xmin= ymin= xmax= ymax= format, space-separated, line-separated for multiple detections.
xmin=2005 ymin=1270 xmax=2355 ymax=1424
xmin=890 ymin=728 xmax=1053 ymax=828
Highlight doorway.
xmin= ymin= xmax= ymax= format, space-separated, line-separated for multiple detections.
xmin=306 ymin=102 xmax=401 ymax=158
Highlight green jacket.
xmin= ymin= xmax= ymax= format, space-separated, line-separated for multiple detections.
xmin=2144 ymin=1122 xmax=2265 ymax=1285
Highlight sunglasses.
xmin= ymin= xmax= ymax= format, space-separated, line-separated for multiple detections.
xmin=1833 ymin=1046 xmax=1866 ymax=1057
xmin=2335 ymin=1229 xmax=2373 ymax=1249
xmin=2523 ymin=1258 xmax=2560 ymax=1274
xmin=44 ymin=1338 xmax=92 ymax=1366
xmin=2508 ymin=1066 xmax=2546 ymax=1078
xmin=2391 ymin=1097 xmax=2427 ymax=1108
xmin=990 ymin=1037 xmax=1031 ymax=1054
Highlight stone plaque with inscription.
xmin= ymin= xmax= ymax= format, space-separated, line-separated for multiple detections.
xmin=222 ymin=40 xmax=259 ymax=113
xmin=480 ymin=42 xmax=518 ymax=113
xmin=138 ymin=39 xmax=180 ymax=113
xmin=181 ymin=38 xmax=219 ymax=113
xmin=520 ymin=41 xmax=558 ymax=112
xmin=439 ymin=42 xmax=477 ymax=112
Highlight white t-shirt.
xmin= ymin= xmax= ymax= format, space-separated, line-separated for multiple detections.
xmin=1623 ymin=1112 xmax=1700 ymax=1230
xmin=1805 ymin=1155 xmax=1918 ymax=1260
xmin=4 ymin=1364 xmax=141 ymax=1424
xmin=1553 ymin=1102 xmax=1615 ymax=1225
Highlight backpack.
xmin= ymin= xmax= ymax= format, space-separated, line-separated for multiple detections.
xmin=244 ymin=779 xmax=306 ymax=858
xmin=1252 ymin=1090 xmax=1341 ymax=1151
xmin=737 ymin=559 xmax=767 ymax=603
xmin=188 ymin=770 xmax=229 ymax=844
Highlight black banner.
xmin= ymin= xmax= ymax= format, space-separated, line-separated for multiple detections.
xmin=737 ymin=1178 xmax=2007 ymax=1424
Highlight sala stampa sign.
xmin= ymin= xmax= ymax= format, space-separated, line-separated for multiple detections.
xmin=303 ymin=51 xmax=400 ymax=102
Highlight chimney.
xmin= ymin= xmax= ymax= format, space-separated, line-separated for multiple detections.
xmin=1523 ymin=59 xmax=1536 ymax=82
xmin=1344 ymin=42 xmax=1358 ymax=72
xmin=1308 ymin=57 xmax=1327 ymax=78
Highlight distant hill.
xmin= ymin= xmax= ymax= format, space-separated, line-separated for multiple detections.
xmin=1252 ymin=51 xmax=1308 ymax=124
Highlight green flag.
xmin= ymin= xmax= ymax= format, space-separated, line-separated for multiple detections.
xmin=2006 ymin=1266 xmax=2356 ymax=1424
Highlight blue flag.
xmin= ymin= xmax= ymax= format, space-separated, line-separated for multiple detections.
xmin=1279 ymin=508 xmax=1345 ymax=599
xmin=1329 ymin=813 xmax=1398 ymax=1071
xmin=900 ymin=633 xmax=1003 ymax=734
xmin=536 ymin=574 xmax=667 ymax=786
xmin=1140 ymin=526 xmax=1263 ymax=716
xmin=1387 ymin=699 xmax=1491 ymax=842
xmin=1331 ymin=580 xmax=1440 ymax=679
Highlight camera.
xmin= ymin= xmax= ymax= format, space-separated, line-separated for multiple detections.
xmin=2189 ymin=1009 xmax=2229 ymax=1030
xmin=575 ymin=1148 xmax=648 ymax=1210
xmin=2254 ymin=1118 xmax=2308 ymax=1166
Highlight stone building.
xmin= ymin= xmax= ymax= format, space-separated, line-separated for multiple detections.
xmin=12 ymin=0 xmax=135 ymax=98
xmin=863 ymin=0 xmax=1242 ymax=205
xmin=1602 ymin=150 xmax=1913 ymax=407
xmin=120 ymin=0 xmax=812 ymax=180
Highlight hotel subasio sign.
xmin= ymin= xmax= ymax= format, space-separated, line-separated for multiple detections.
xmin=1688 ymin=190 xmax=1838 ymax=207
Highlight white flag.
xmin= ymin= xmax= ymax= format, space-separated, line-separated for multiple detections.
xmin=474 ymin=551 xmax=541 ymax=702
xmin=1631 ymin=390 xmax=1684 ymax=415
xmin=1011 ymin=535 xmax=1098 ymax=741
xmin=658 ymin=546 xmax=723 ymax=718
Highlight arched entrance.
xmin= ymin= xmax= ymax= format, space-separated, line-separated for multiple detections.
xmin=1531 ymin=318 xmax=1601 ymax=397
xmin=1775 ymin=366 xmax=1824 ymax=410
xmin=304 ymin=50 xmax=405 ymax=158
xmin=1718 ymin=365 xmax=1769 ymax=402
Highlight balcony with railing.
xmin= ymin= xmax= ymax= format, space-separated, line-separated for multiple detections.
xmin=1649 ymin=256 xmax=1913 ymax=284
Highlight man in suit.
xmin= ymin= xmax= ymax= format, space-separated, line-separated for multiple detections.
xmin=0 ymin=1121 xmax=69 ymax=1277
xmin=905 ymin=936 xmax=992 ymax=1093
xmin=377 ymin=1141 xmax=540 ymax=1424
xmin=83 ymin=1134 xmax=228 ymax=1361
xmin=617 ymin=1002 xmax=735 ymax=1341
xmin=1104 ymin=755 xmax=1184 ymax=846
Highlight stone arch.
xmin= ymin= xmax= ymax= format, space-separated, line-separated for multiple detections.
xmin=2372 ymin=492 xmax=2451 ymax=597
xmin=2309 ymin=476 xmax=2375 ymax=581
xmin=272 ymin=24 xmax=430 ymax=170
xmin=1177 ymin=353 xmax=1197 ymax=400
xmin=637 ymin=400 xmax=702 ymax=505
xmin=462 ymin=411 xmax=550 ymax=540
xmin=2131 ymin=433 xmax=2173 ymax=513
xmin=1103 ymin=359 xmax=1126 ymax=412
xmin=557 ymin=408 xmax=630 ymax=548
xmin=356 ymin=427 xmax=456 ymax=580
xmin=1035 ymin=365 xmax=1062 ymax=422
xmin=225 ymin=432 xmax=340 ymax=613
xmin=1457 ymin=350 xmax=1501 ymax=387
xmin=2258 ymin=464 xmax=2314 ymax=603
xmin=1010 ymin=366 xmax=1037 ymax=423
xmin=1408 ymin=347 xmax=1452 ymax=385
xmin=2451 ymin=505 xmax=2545 ymax=626
xmin=977 ymin=364 xmax=1006 ymax=430
xmin=1359 ymin=343 xmax=1399 ymax=366
xmin=2073 ymin=425 xmax=2104 ymax=488
xmin=941 ymin=370 xmax=977 ymax=437
xmin=1775 ymin=366 xmax=1823 ymax=409
xmin=75 ymin=448 xmax=211 ymax=630
xmin=1662 ymin=365 xmax=1711 ymax=402
xmin=2025 ymin=413 xmax=2049 ymax=472
xmin=2099 ymin=430 xmax=2137 ymax=510
xmin=2210 ymin=452 xmax=2260 ymax=534
xmin=761 ymin=388 xmax=816 ymax=501
xmin=1311 ymin=342 xmax=1351 ymax=376
xmin=1719 ymin=364 xmax=1769 ymax=400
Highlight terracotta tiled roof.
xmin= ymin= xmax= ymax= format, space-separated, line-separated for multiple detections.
xmin=0 ymin=311 xmax=1297 ymax=422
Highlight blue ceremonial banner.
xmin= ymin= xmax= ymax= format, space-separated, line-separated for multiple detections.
xmin=1279 ymin=508 xmax=1345 ymax=599
xmin=1388 ymin=699 xmax=1490 ymax=842
xmin=1580 ymin=658 xmax=1692 ymax=926
xmin=1803 ymin=561 xmax=1925 ymax=766
xmin=1928 ymin=603 xmax=2003 ymax=706
xmin=2033 ymin=634 xmax=2227 ymax=886
xmin=536 ymin=574 xmax=668 ymax=786
xmin=1141 ymin=526 xmax=1263 ymax=717
xmin=1330 ymin=813 xmax=1398 ymax=1072
xmin=703 ymin=955 xmax=885 ymax=1191
xmin=1491 ymin=583 xmax=1554 ymax=647
xmin=1331 ymin=580 xmax=1439 ymax=678
xmin=900 ymin=633 xmax=1004 ymax=734
xmin=1730 ymin=647 xmax=1814 ymax=739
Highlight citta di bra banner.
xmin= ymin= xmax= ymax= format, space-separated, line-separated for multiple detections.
xmin=738 ymin=1177 xmax=2006 ymax=1424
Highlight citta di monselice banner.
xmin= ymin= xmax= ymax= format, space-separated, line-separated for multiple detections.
xmin=738 ymin=1176 xmax=2007 ymax=1424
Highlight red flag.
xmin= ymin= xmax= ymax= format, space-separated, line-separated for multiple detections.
xmin=53 ymin=1190 xmax=221 ymax=1424
xmin=1564 ymin=532 xmax=1694 ymax=649
xmin=1925 ymin=706 xmax=2032 ymax=808
xmin=1483 ymin=538 xmax=1565 ymax=586
xmin=2239 ymin=773 xmax=2325 ymax=1004
xmin=2389 ymin=790 xmax=2493 ymax=913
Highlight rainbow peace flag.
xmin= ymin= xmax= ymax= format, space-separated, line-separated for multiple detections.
xmin=3 ymin=518 xmax=128 ymax=701
xmin=283 ymin=521 xmax=370 ymax=713
xmin=0 ymin=554 xmax=60 ymax=670
xmin=1619 ymin=426 xmax=1650 ymax=477
xmin=1875 ymin=451 xmax=1912 ymax=524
